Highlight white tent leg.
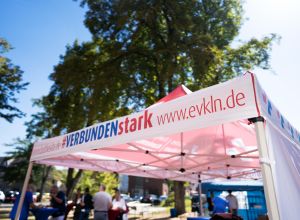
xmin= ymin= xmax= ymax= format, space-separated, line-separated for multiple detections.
xmin=252 ymin=117 xmax=280 ymax=220
xmin=14 ymin=161 xmax=33 ymax=220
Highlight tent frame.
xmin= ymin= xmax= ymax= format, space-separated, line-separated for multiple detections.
xmin=15 ymin=116 xmax=281 ymax=220
xmin=251 ymin=116 xmax=280 ymax=220
xmin=15 ymin=162 xmax=33 ymax=220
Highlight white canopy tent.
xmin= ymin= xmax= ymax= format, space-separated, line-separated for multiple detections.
xmin=16 ymin=72 xmax=300 ymax=220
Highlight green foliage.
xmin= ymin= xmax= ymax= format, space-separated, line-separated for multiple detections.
xmin=185 ymin=196 xmax=192 ymax=212
xmin=162 ymin=191 xmax=174 ymax=207
xmin=100 ymin=172 xmax=119 ymax=195
xmin=80 ymin=0 xmax=278 ymax=103
xmin=47 ymin=40 xmax=132 ymax=134
xmin=0 ymin=38 xmax=28 ymax=122
xmin=25 ymin=97 xmax=61 ymax=139
xmin=161 ymin=192 xmax=191 ymax=212
xmin=1 ymin=139 xmax=43 ymax=189
xmin=76 ymin=171 xmax=119 ymax=195
xmin=41 ymin=40 xmax=133 ymax=198
xmin=51 ymin=169 xmax=67 ymax=185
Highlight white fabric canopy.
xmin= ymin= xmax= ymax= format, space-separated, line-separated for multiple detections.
xmin=255 ymin=80 xmax=300 ymax=220
xmin=31 ymin=73 xmax=261 ymax=182
xmin=28 ymin=72 xmax=300 ymax=219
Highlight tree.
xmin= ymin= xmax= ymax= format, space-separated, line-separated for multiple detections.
xmin=47 ymin=41 xmax=131 ymax=129
xmin=0 ymin=38 xmax=28 ymax=122
xmin=25 ymin=96 xmax=61 ymax=201
xmin=39 ymin=40 xmax=132 ymax=199
xmin=79 ymin=0 xmax=278 ymax=215
xmin=76 ymin=171 xmax=119 ymax=195
xmin=80 ymin=0 xmax=277 ymax=100
xmin=174 ymin=181 xmax=185 ymax=214
xmin=1 ymin=139 xmax=43 ymax=189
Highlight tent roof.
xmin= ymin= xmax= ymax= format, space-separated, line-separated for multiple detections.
xmin=148 ymin=84 xmax=192 ymax=108
xmin=30 ymin=73 xmax=300 ymax=183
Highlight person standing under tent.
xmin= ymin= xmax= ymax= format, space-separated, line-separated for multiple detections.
xmin=10 ymin=184 xmax=36 ymax=220
xmin=72 ymin=188 xmax=83 ymax=220
xmin=79 ymin=187 xmax=93 ymax=220
xmin=226 ymin=190 xmax=238 ymax=215
xmin=206 ymin=197 xmax=214 ymax=215
xmin=112 ymin=189 xmax=128 ymax=220
xmin=212 ymin=195 xmax=229 ymax=214
xmin=93 ymin=184 xmax=112 ymax=220
xmin=50 ymin=185 xmax=66 ymax=220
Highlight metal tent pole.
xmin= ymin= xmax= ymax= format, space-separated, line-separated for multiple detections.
xmin=198 ymin=176 xmax=203 ymax=216
xmin=14 ymin=161 xmax=33 ymax=220
xmin=250 ymin=117 xmax=280 ymax=220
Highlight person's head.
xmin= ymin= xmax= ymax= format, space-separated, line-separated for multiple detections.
xmin=50 ymin=185 xmax=59 ymax=195
xmin=99 ymin=184 xmax=106 ymax=191
xmin=228 ymin=190 xmax=232 ymax=195
xmin=76 ymin=187 xmax=81 ymax=194
xmin=114 ymin=188 xmax=121 ymax=199
xmin=85 ymin=187 xmax=90 ymax=194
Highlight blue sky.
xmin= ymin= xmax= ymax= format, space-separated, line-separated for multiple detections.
xmin=0 ymin=0 xmax=300 ymax=156
xmin=0 ymin=0 xmax=91 ymax=155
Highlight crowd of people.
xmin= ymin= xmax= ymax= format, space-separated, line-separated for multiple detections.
xmin=192 ymin=190 xmax=239 ymax=217
xmin=10 ymin=183 xmax=240 ymax=220
xmin=10 ymin=184 xmax=128 ymax=220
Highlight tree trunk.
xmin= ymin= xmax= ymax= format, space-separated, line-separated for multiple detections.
xmin=158 ymin=78 xmax=165 ymax=99
xmin=174 ymin=181 xmax=186 ymax=215
xmin=66 ymin=168 xmax=83 ymax=200
xmin=37 ymin=165 xmax=52 ymax=202
xmin=168 ymin=76 xmax=173 ymax=93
